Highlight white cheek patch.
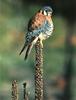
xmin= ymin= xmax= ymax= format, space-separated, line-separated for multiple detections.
xmin=44 ymin=11 xmax=47 ymax=16
xmin=48 ymin=12 xmax=52 ymax=16
xmin=48 ymin=13 xmax=50 ymax=16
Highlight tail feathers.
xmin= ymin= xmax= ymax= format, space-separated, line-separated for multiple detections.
xmin=24 ymin=43 xmax=33 ymax=60
xmin=19 ymin=43 xmax=27 ymax=55
xmin=20 ymin=37 xmax=38 ymax=60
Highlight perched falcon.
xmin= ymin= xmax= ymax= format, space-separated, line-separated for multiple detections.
xmin=20 ymin=6 xmax=54 ymax=60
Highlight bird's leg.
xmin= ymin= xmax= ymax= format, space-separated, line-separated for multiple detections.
xmin=40 ymin=40 xmax=43 ymax=48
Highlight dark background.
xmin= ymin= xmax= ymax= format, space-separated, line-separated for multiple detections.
xmin=0 ymin=0 xmax=76 ymax=100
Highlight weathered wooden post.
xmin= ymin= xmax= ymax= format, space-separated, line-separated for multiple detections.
xmin=35 ymin=39 xmax=43 ymax=100
xmin=12 ymin=80 xmax=18 ymax=100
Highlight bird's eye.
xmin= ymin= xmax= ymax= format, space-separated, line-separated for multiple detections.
xmin=43 ymin=10 xmax=47 ymax=16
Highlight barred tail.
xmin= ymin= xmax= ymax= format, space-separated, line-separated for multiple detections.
xmin=24 ymin=43 xmax=33 ymax=60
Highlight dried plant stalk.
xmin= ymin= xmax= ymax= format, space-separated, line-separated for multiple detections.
xmin=12 ymin=80 xmax=18 ymax=100
xmin=23 ymin=82 xmax=29 ymax=100
xmin=35 ymin=39 xmax=43 ymax=100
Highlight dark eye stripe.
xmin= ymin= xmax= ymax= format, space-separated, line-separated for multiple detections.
xmin=42 ymin=11 xmax=44 ymax=15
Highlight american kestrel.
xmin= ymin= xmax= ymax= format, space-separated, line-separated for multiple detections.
xmin=20 ymin=6 xmax=54 ymax=60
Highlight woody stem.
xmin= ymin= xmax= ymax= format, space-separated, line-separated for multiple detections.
xmin=35 ymin=39 xmax=43 ymax=100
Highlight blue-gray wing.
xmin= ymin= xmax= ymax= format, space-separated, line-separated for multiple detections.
xmin=26 ymin=20 xmax=53 ymax=43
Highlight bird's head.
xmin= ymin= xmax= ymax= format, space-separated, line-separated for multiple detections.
xmin=39 ymin=6 xmax=53 ymax=16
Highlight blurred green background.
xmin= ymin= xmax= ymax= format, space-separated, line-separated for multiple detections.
xmin=0 ymin=0 xmax=76 ymax=100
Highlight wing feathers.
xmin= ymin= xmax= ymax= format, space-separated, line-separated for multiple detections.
xmin=19 ymin=43 xmax=27 ymax=55
xmin=28 ymin=12 xmax=46 ymax=31
xmin=24 ymin=43 xmax=33 ymax=60
xmin=20 ymin=37 xmax=38 ymax=60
